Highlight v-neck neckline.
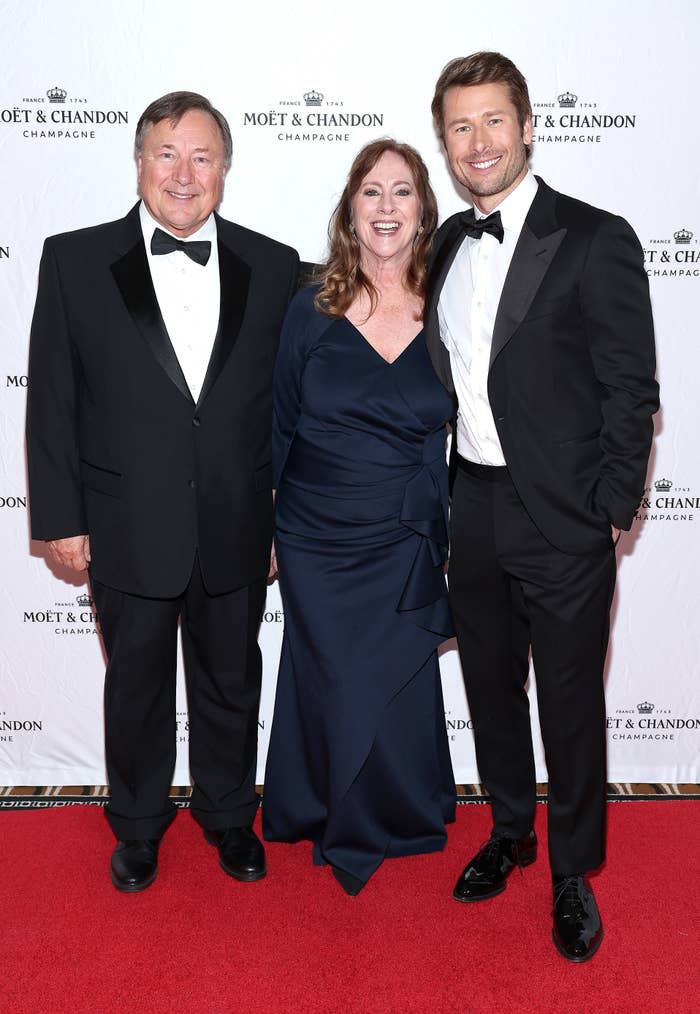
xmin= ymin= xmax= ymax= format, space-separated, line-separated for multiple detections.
xmin=343 ymin=316 xmax=423 ymax=367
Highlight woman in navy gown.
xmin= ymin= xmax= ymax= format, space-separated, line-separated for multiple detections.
xmin=263 ymin=139 xmax=456 ymax=894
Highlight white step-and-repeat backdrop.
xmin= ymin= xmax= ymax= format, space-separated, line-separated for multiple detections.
xmin=1 ymin=0 xmax=698 ymax=788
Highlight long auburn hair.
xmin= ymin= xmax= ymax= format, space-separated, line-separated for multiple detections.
xmin=314 ymin=138 xmax=438 ymax=319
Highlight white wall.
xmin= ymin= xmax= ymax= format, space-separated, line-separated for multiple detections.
xmin=1 ymin=0 xmax=698 ymax=787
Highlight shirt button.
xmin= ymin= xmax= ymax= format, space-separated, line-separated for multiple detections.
xmin=192 ymin=417 xmax=201 ymax=428
xmin=188 ymin=479 xmax=196 ymax=489
xmin=184 ymin=305 xmax=190 ymax=311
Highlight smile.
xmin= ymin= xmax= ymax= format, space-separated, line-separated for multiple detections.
xmin=371 ymin=221 xmax=400 ymax=233
xmin=468 ymin=157 xmax=502 ymax=170
xmin=166 ymin=191 xmax=196 ymax=200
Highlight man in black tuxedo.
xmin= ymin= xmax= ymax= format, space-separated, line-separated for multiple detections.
xmin=426 ymin=54 xmax=658 ymax=960
xmin=26 ymin=92 xmax=299 ymax=891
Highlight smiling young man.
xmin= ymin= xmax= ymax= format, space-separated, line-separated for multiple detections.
xmin=425 ymin=53 xmax=658 ymax=961
xmin=27 ymin=91 xmax=298 ymax=891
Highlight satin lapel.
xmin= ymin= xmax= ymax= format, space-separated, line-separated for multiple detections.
xmin=196 ymin=237 xmax=251 ymax=408
xmin=425 ymin=216 xmax=466 ymax=396
xmin=490 ymin=182 xmax=567 ymax=367
xmin=111 ymin=236 xmax=193 ymax=403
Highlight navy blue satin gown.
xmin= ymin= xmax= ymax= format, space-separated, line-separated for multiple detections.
xmin=263 ymin=286 xmax=456 ymax=887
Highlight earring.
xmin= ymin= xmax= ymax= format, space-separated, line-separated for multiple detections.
xmin=416 ymin=224 xmax=424 ymax=236
xmin=349 ymin=223 xmax=356 ymax=237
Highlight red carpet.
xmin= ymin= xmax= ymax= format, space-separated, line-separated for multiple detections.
xmin=1 ymin=802 xmax=698 ymax=1013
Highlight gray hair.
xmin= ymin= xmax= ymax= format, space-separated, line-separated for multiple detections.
xmin=134 ymin=91 xmax=233 ymax=168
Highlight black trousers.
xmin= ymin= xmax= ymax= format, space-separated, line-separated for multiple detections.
xmin=449 ymin=458 xmax=616 ymax=876
xmin=91 ymin=556 xmax=266 ymax=840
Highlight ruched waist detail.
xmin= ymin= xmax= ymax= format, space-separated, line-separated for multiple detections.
xmin=283 ymin=427 xmax=435 ymax=497
xmin=277 ymin=425 xmax=453 ymax=639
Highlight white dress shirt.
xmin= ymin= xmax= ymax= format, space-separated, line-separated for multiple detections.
xmin=438 ymin=171 xmax=538 ymax=465
xmin=140 ymin=202 xmax=220 ymax=403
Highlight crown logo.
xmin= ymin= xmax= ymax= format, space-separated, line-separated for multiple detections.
xmin=637 ymin=701 xmax=654 ymax=714
xmin=47 ymin=86 xmax=67 ymax=103
xmin=303 ymin=89 xmax=323 ymax=106
xmin=674 ymin=228 xmax=692 ymax=244
xmin=557 ymin=91 xmax=577 ymax=107
xmin=76 ymin=593 xmax=93 ymax=607
xmin=654 ymin=478 xmax=672 ymax=491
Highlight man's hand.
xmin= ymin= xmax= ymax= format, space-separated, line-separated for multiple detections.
xmin=268 ymin=540 xmax=278 ymax=581
xmin=46 ymin=535 xmax=91 ymax=571
xmin=611 ymin=525 xmax=621 ymax=545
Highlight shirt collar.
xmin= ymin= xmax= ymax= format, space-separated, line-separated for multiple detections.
xmin=474 ymin=170 xmax=538 ymax=234
xmin=139 ymin=200 xmax=217 ymax=244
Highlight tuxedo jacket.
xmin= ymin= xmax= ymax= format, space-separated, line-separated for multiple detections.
xmin=425 ymin=177 xmax=659 ymax=556
xmin=26 ymin=203 xmax=299 ymax=597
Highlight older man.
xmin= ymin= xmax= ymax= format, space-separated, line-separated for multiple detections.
xmin=27 ymin=92 xmax=299 ymax=891
xmin=426 ymin=53 xmax=658 ymax=960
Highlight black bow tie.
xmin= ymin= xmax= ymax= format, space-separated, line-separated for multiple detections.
xmin=151 ymin=227 xmax=212 ymax=265
xmin=460 ymin=209 xmax=504 ymax=244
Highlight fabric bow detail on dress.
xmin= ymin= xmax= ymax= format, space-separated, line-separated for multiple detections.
xmin=397 ymin=431 xmax=453 ymax=637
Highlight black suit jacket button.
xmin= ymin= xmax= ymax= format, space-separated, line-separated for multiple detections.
xmin=188 ymin=479 xmax=196 ymax=489
xmin=192 ymin=416 xmax=201 ymax=427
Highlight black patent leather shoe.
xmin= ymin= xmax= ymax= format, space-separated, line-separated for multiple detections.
xmin=552 ymin=875 xmax=604 ymax=962
xmin=331 ymin=865 xmax=365 ymax=896
xmin=110 ymin=839 xmax=160 ymax=892
xmin=204 ymin=826 xmax=267 ymax=882
xmin=453 ymin=830 xmax=537 ymax=902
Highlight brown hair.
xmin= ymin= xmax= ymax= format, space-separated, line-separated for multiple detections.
xmin=135 ymin=91 xmax=233 ymax=168
xmin=431 ymin=51 xmax=532 ymax=145
xmin=315 ymin=138 xmax=438 ymax=319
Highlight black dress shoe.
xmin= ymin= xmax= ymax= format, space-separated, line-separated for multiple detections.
xmin=331 ymin=865 xmax=365 ymax=896
xmin=110 ymin=839 xmax=160 ymax=893
xmin=453 ymin=830 xmax=537 ymax=902
xmin=552 ymin=875 xmax=604 ymax=962
xmin=204 ymin=826 xmax=267 ymax=882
